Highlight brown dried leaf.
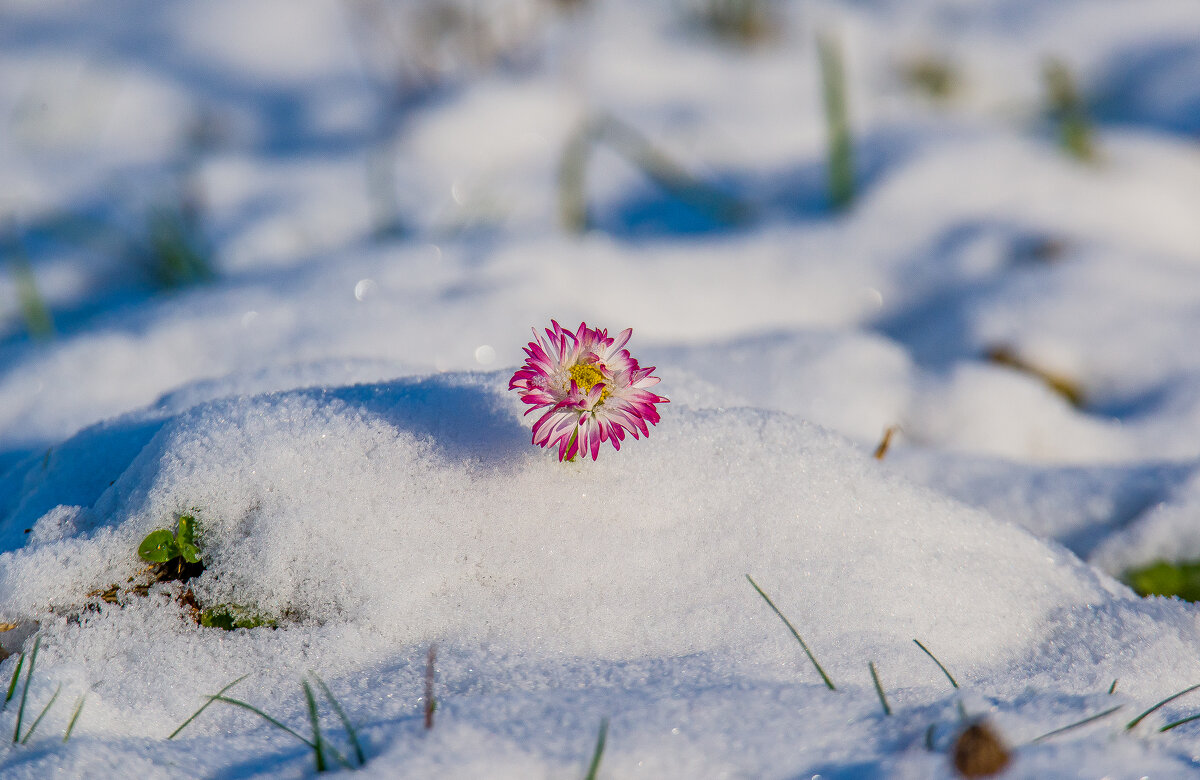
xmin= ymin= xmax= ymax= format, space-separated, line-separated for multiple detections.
xmin=952 ymin=721 xmax=1011 ymax=778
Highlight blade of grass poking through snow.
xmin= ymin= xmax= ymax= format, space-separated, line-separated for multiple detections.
xmin=425 ymin=643 xmax=437 ymax=730
xmin=63 ymin=695 xmax=85 ymax=742
xmin=19 ymin=683 xmax=61 ymax=744
xmin=1108 ymin=680 xmax=1118 ymax=695
xmin=210 ymin=690 xmax=352 ymax=770
xmin=210 ymin=695 xmax=314 ymax=746
xmin=562 ymin=112 xmax=749 ymax=232
xmin=311 ymin=672 xmax=364 ymax=766
xmin=912 ymin=639 xmax=959 ymax=689
xmin=4 ymin=653 xmax=24 ymax=710
xmin=1126 ymin=682 xmax=1200 ymax=730
xmin=746 ymin=575 xmax=836 ymax=690
xmin=1160 ymin=712 xmax=1200 ymax=732
xmin=869 ymin=662 xmax=891 ymax=716
xmin=1031 ymin=704 xmax=1122 ymax=743
xmin=817 ymin=32 xmax=854 ymax=211
xmin=12 ymin=253 xmax=54 ymax=341
xmin=598 ymin=114 xmax=748 ymax=226
xmin=168 ymin=673 xmax=250 ymax=738
xmin=558 ymin=117 xmax=594 ymax=233
xmin=302 ymin=680 xmax=326 ymax=773
xmin=12 ymin=635 xmax=41 ymax=743
xmin=1043 ymin=57 xmax=1095 ymax=163
xmin=584 ymin=718 xmax=608 ymax=780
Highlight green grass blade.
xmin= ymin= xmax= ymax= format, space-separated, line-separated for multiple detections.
xmin=1108 ymin=679 xmax=1118 ymax=695
xmin=1161 ymin=712 xmax=1200 ymax=733
xmin=746 ymin=575 xmax=836 ymax=690
xmin=168 ymin=674 xmax=250 ymax=739
xmin=210 ymin=695 xmax=314 ymax=747
xmin=600 ymin=115 xmax=748 ymax=226
xmin=912 ymin=639 xmax=959 ymax=689
xmin=584 ymin=717 xmax=608 ymax=780
xmin=1126 ymin=682 xmax=1200 ymax=731
xmin=63 ymin=695 xmax=86 ymax=742
xmin=558 ymin=118 xmax=594 ymax=233
xmin=869 ymin=662 xmax=891 ymax=716
xmin=12 ymin=635 xmax=41 ymax=743
xmin=312 ymin=672 xmax=365 ymax=766
xmin=20 ymin=683 xmax=61 ymax=744
xmin=425 ymin=643 xmax=437 ymax=730
xmin=817 ymin=32 xmax=854 ymax=210
xmin=302 ymin=680 xmax=326 ymax=772
xmin=4 ymin=653 xmax=24 ymax=709
xmin=1043 ymin=58 xmax=1096 ymax=163
xmin=1032 ymin=704 xmax=1122 ymax=743
xmin=12 ymin=254 xmax=54 ymax=341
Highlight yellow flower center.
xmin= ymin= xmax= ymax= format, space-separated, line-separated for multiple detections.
xmin=569 ymin=362 xmax=610 ymax=402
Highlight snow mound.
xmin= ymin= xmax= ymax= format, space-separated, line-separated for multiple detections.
xmin=3 ymin=371 xmax=1110 ymax=671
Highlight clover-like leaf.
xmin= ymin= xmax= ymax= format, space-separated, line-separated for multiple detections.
xmin=138 ymin=529 xmax=180 ymax=563
xmin=176 ymin=515 xmax=202 ymax=563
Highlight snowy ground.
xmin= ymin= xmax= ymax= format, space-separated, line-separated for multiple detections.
xmin=4 ymin=0 xmax=1200 ymax=776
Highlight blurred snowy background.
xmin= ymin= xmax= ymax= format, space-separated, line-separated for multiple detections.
xmin=5 ymin=1 xmax=1200 ymax=776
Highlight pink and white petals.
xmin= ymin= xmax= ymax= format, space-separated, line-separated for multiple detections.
xmin=509 ymin=321 xmax=667 ymax=461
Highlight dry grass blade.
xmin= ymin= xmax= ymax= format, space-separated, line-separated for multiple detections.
xmin=986 ymin=346 xmax=1084 ymax=407
xmin=873 ymin=426 xmax=899 ymax=460
xmin=746 ymin=575 xmax=836 ymax=690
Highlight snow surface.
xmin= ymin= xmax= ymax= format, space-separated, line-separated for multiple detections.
xmin=4 ymin=0 xmax=1200 ymax=776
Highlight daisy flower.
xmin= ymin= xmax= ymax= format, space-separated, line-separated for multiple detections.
xmin=510 ymin=320 xmax=667 ymax=461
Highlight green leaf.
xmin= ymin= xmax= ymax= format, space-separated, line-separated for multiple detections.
xmin=138 ymin=530 xmax=180 ymax=563
xmin=1124 ymin=560 xmax=1200 ymax=602
xmin=177 ymin=542 xmax=202 ymax=564
xmin=176 ymin=515 xmax=197 ymax=548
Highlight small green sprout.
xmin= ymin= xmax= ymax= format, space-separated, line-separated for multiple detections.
xmin=138 ymin=515 xmax=202 ymax=565
xmin=1124 ymin=559 xmax=1200 ymax=602
xmin=199 ymin=606 xmax=276 ymax=631
xmin=1043 ymin=57 xmax=1096 ymax=163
